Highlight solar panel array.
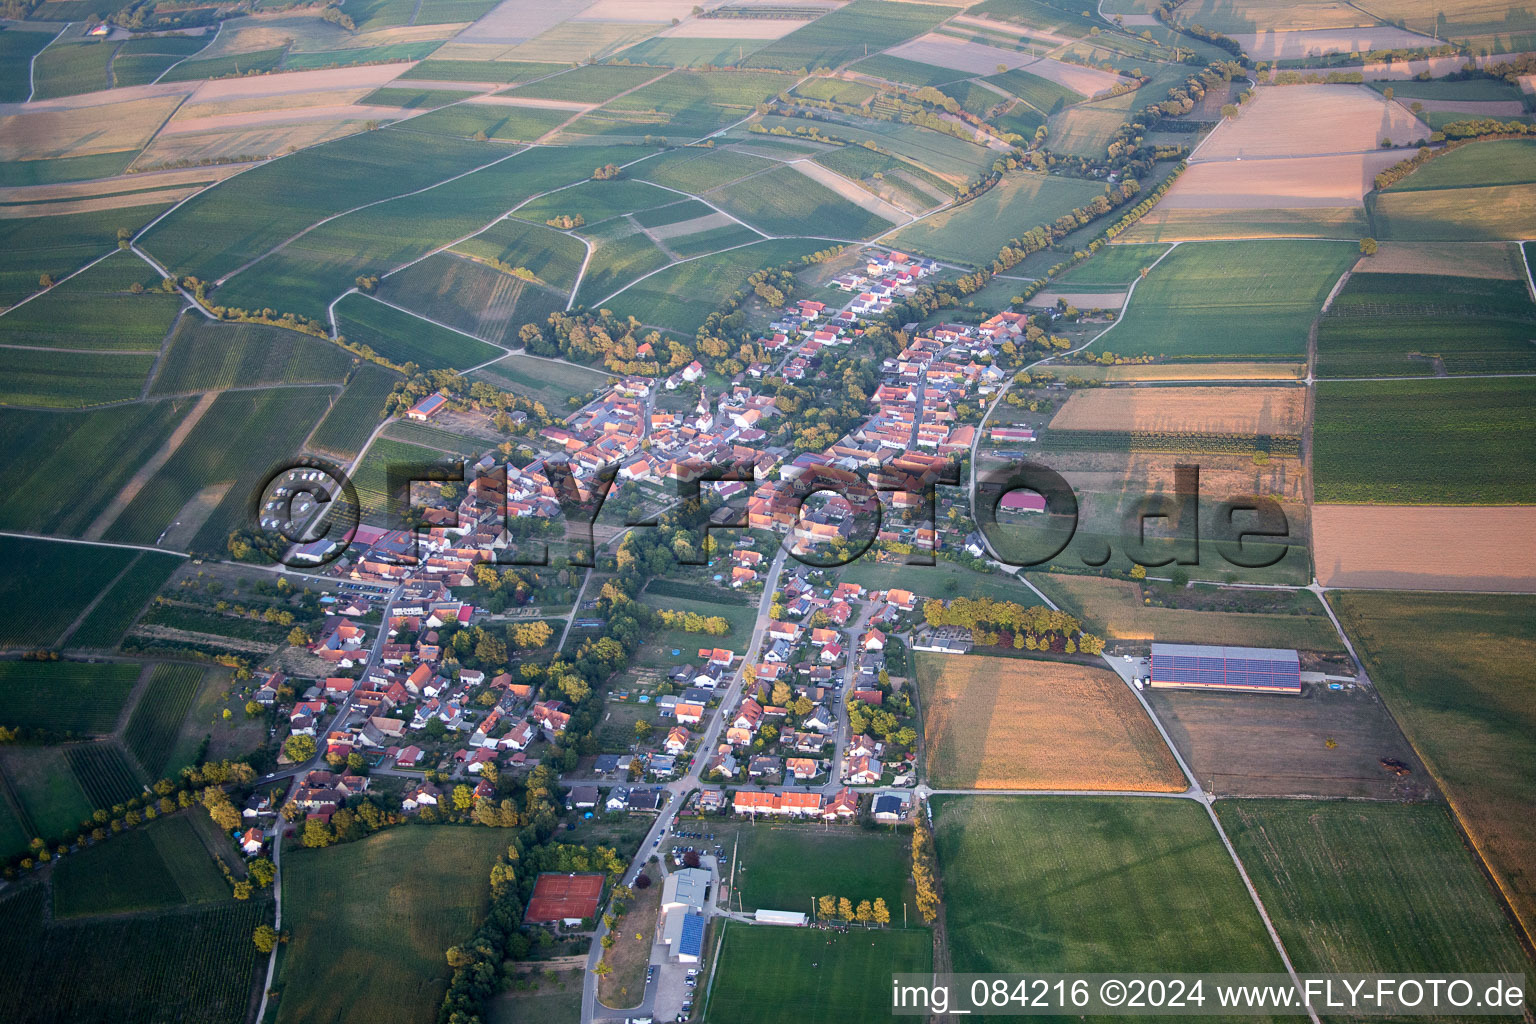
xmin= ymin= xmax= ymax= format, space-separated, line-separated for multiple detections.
xmin=1150 ymin=643 xmax=1300 ymax=691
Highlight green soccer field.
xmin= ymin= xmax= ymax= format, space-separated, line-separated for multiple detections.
xmin=705 ymin=920 xmax=932 ymax=1024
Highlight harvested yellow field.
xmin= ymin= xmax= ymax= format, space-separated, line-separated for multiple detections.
xmin=916 ymin=652 xmax=1186 ymax=791
xmin=1105 ymin=362 xmax=1305 ymax=381
xmin=1230 ymin=26 xmax=1437 ymax=61
xmin=0 ymin=95 xmax=185 ymax=161
xmin=133 ymin=121 xmax=365 ymax=167
xmin=1048 ymin=386 xmax=1306 ymax=435
xmin=1314 ymin=505 xmax=1536 ymax=591
xmin=1351 ymin=241 xmax=1527 ymax=279
xmin=1193 ymin=85 xmax=1427 ymax=162
xmin=1158 ymin=151 xmax=1406 ymax=209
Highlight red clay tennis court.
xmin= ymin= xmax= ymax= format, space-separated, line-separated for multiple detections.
xmin=523 ymin=872 xmax=604 ymax=924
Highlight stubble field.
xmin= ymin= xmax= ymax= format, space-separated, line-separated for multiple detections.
xmin=915 ymin=652 xmax=1185 ymax=791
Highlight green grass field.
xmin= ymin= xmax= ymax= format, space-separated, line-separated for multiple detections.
xmin=0 ymin=660 xmax=140 ymax=735
xmin=514 ymin=178 xmax=678 ymax=228
xmin=1331 ymin=591 xmax=1536 ymax=947
xmin=0 ymin=252 xmax=181 ymax=352
xmin=1371 ymin=181 xmax=1536 ymax=241
xmin=276 ymin=826 xmax=511 ymax=1024
xmin=574 ymin=219 xmax=673 ymax=307
xmin=139 ymin=128 xmax=495 ymax=285
xmin=1055 ymin=243 xmax=1172 ymax=285
xmin=30 ymin=38 xmax=115 ymax=100
xmin=103 ymin=386 xmax=333 ymax=551
xmin=470 ymin=352 xmax=610 ymax=408
xmin=984 ymin=66 xmax=1085 ymax=114
xmin=0 ymin=27 xmax=56 ymax=102
xmin=618 ymin=36 xmax=775 ymax=68
xmin=567 ymin=69 xmax=794 ymax=140
xmin=0 ymin=537 xmax=138 ymax=649
xmin=150 ymin=317 xmax=354 ymax=394
xmin=123 ymin=662 xmax=206 ymax=778
xmin=706 ymin=920 xmax=932 ymax=1024
xmin=606 ymin=238 xmax=833 ymax=331
xmin=745 ymin=0 xmax=954 ymax=71
xmin=0 ymin=203 xmax=173 ymax=308
xmin=451 ymin=217 xmax=587 ymax=294
xmin=0 ymin=345 xmax=154 ymax=409
xmin=0 ymin=883 xmax=266 ymax=1024
xmin=886 ymin=172 xmax=1106 ymax=265
xmin=848 ymin=53 xmax=969 ymax=88
xmin=1111 ymin=240 xmax=1356 ymax=359
xmin=1316 ymin=271 xmax=1536 ymax=377
xmin=933 ymin=796 xmax=1285 ymax=974
xmin=215 ymin=142 xmax=637 ymax=319
xmin=334 ymin=293 xmax=502 ymax=371
xmin=403 ymin=102 xmax=571 ymax=142
xmin=54 ymin=813 xmax=229 ymax=917
xmin=0 ymin=745 xmax=94 ymax=839
xmin=307 ymin=362 xmax=402 ymax=459
xmin=361 ymin=86 xmax=479 ymax=110
xmin=1314 ymin=376 xmax=1536 ymax=504
xmin=709 ymin=165 xmax=897 ymax=239
xmin=0 ymin=402 xmax=190 ymax=537
xmin=629 ymin=199 xmax=715 ymax=228
xmin=1220 ymin=800 xmax=1533 ymax=977
xmin=732 ymin=825 xmax=910 ymax=915
xmin=503 ymin=64 xmax=661 ymax=103
xmin=632 ymin=146 xmax=774 ymax=193
xmin=1385 ymin=139 xmax=1536 ymax=193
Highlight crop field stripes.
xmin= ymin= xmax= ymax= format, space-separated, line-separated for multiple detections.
xmin=148 ymin=20 xmax=219 ymax=86
xmin=26 ymin=22 xmax=71 ymax=104
xmin=53 ymin=552 xmax=144 ymax=648
xmin=211 ymin=146 xmax=530 ymax=289
xmin=347 ymin=292 xmax=512 ymax=371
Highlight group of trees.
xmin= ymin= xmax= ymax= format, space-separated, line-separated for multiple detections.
xmin=815 ymin=894 xmax=893 ymax=926
xmin=911 ymin=814 xmax=940 ymax=924
xmin=922 ymin=597 xmax=1105 ymax=655
xmin=653 ymin=608 xmax=732 ymax=635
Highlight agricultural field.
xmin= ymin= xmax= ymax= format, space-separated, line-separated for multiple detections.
xmin=0 ymin=252 xmax=181 ymax=352
xmin=1055 ymin=242 xmax=1171 ymax=285
xmin=1120 ymin=205 xmax=1372 ymax=243
xmin=379 ymin=251 xmax=569 ymax=348
xmin=914 ymin=652 xmax=1186 ymax=791
xmin=1313 ymin=376 xmax=1536 ymax=504
xmin=513 ymin=178 xmax=678 ymax=227
xmin=0 ymin=745 xmax=94 ymax=840
xmin=708 ymin=165 xmax=898 ymax=239
xmin=631 ymin=145 xmax=773 ymax=193
xmin=1220 ymin=800 xmax=1534 ymax=978
xmin=54 ymin=812 xmax=230 ymax=917
xmin=745 ymin=0 xmax=955 ymax=72
xmin=565 ymin=69 xmax=795 ymax=140
xmin=706 ymin=921 xmax=932 ymax=1024
xmin=607 ymin=238 xmax=833 ymax=331
xmin=399 ymin=59 xmax=569 ymax=83
xmin=573 ymin=218 xmax=674 ymax=307
xmin=848 ymin=53 xmax=968 ymax=88
xmin=0 ymin=345 xmax=155 ymax=409
xmin=731 ymin=824 xmax=910 ymax=915
xmin=1111 ymin=240 xmax=1356 ymax=359
xmin=66 ymin=742 xmax=146 ymax=808
xmin=886 ymin=172 xmax=1104 ymax=265
xmin=984 ymin=65 xmax=1085 ymax=114
xmin=276 ymin=826 xmax=511 ymax=1024
xmin=348 ymin=436 xmax=446 ymax=520
xmin=150 ymin=317 xmax=355 ymax=394
xmin=1028 ymin=573 xmax=1345 ymax=653
xmin=0 ymin=660 xmax=139 ymax=737
xmin=1313 ymin=505 xmax=1536 ymax=591
xmin=0 ymin=27 xmax=55 ymax=102
xmin=30 ymin=38 xmax=116 ymax=100
xmin=470 ymin=353 xmax=611 ymax=408
xmin=502 ymin=64 xmax=662 ymax=103
xmin=451 ymin=217 xmax=587 ymax=294
xmin=138 ymin=128 xmax=496 ymax=284
xmin=1331 ymin=590 xmax=1536 ymax=942
xmin=0 ymin=537 xmax=139 ymax=649
xmin=813 ymin=145 xmax=953 ymax=212
xmin=1371 ymin=140 xmax=1536 ymax=240
xmin=0 ymin=884 xmax=266 ymax=1024
xmin=307 ymin=362 xmax=403 ymax=459
xmin=933 ymin=796 xmax=1285 ymax=974
xmin=1316 ymin=270 xmax=1536 ymax=377
xmin=123 ymin=663 xmax=207 ymax=779
xmin=102 ymin=386 xmax=332 ymax=551
xmin=333 ymin=293 xmax=503 ymax=370
xmin=404 ymin=102 xmax=571 ymax=142
xmin=1047 ymin=386 xmax=1305 ymax=436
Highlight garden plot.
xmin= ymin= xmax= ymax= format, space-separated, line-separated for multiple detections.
xmin=1193 ymin=85 xmax=1428 ymax=162
xmin=1313 ymin=505 xmax=1536 ymax=591
xmin=1231 ymin=26 xmax=1439 ymax=60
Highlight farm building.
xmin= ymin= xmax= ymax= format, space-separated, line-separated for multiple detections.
xmin=523 ymin=872 xmax=604 ymax=927
xmin=661 ymin=910 xmax=706 ymax=963
xmin=405 ymin=393 xmax=447 ymax=421
xmin=1149 ymin=643 xmax=1301 ymax=695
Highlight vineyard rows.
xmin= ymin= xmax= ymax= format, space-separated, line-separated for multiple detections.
xmin=124 ymin=664 xmax=204 ymax=779
xmin=1040 ymin=429 xmax=1301 ymax=457
xmin=66 ymin=744 xmax=145 ymax=809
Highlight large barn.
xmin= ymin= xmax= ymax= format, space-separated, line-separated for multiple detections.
xmin=1149 ymin=643 xmax=1301 ymax=694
